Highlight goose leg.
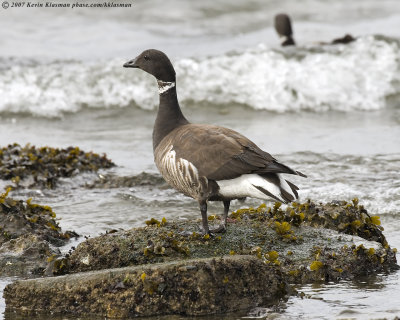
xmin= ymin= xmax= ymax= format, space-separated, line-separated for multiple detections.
xmin=199 ymin=200 xmax=210 ymax=235
xmin=209 ymin=200 xmax=230 ymax=233
xmin=222 ymin=200 xmax=230 ymax=228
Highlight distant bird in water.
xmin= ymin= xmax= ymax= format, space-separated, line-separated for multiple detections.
xmin=274 ymin=13 xmax=296 ymax=46
xmin=274 ymin=13 xmax=355 ymax=46
xmin=331 ymin=34 xmax=356 ymax=45
xmin=123 ymin=49 xmax=306 ymax=234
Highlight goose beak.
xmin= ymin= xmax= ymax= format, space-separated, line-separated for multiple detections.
xmin=123 ymin=58 xmax=139 ymax=68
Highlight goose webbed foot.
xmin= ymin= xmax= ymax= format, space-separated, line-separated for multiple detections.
xmin=199 ymin=228 xmax=219 ymax=238
xmin=199 ymin=225 xmax=212 ymax=236
xmin=199 ymin=200 xmax=230 ymax=235
xmin=209 ymin=200 xmax=230 ymax=234
xmin=209 ymin=223 xmax=227 ymax=234
xmin=178 ymin=230 xmax=194 ymax=237
xmin=199 ymin=219 xmax=227 ymax=235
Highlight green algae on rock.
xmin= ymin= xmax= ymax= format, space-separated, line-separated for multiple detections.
xmin=61 ymin=200 xmax=397 ymax=282
xmin=3 ymin=200 xmax=398 ymax=318
xmin=232 ymin=198 xmax=388 ymax=246
xmin=4 ymin=256 xmax=286 ymax=318
xmin=0 ymin=188 xmax=78 ymax=276
xmin=0 ymin=143 xmax=115 ymax=189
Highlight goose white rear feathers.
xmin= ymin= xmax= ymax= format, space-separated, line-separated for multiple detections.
xmin=123 ymin=49 xmax=306 ymax=234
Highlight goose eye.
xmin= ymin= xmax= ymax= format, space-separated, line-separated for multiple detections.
xmin=144 ymin=55 xmax=150 ymax=61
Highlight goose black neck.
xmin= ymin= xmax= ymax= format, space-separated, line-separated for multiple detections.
xmin=153 ymin=84 xmax=189 ymax=150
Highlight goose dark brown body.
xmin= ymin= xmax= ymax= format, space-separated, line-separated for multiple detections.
xmin=124 ymin=49 xmax=306 ymax=234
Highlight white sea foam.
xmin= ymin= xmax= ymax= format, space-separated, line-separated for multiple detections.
xmin=0 ymin=59 xmax=157 ymax=117
xmin=177 ymin=36 xmax=400 ymax=112
xmin=0 ymin=36 xmax=399 ymax=117
xmin=288 ymin=152 xmax=400 ymax=217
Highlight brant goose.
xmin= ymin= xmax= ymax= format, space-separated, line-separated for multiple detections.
xmin=331 ymin=34 xmax=356 ymax=45
xmin=123 ymin=49 xmax=306 ymax=234
xmin=274 ymin=14 xmax=296 ymax=46
xmin=274 ymin=13 xmax=355 ymax=46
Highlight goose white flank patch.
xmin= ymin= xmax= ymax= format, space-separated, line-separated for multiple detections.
xmin=123 ymin=49 xmax=306 ymax=234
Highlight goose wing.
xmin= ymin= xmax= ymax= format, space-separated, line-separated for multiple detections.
xmin=168 ymin=124 xmax=305 ymax=181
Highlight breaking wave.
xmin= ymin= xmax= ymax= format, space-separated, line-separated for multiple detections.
xmin=0 ymin=35 xmax=399 ymax=117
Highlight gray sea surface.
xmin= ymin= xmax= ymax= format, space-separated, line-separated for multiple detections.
xmin=0 ymin=0 xmax=400 ymax=319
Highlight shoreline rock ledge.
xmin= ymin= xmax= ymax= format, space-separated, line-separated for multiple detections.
xmin=4 ymin=255 xmax=285 ymax=318
xmin=3 ymin=200 xmax=399 ymax=318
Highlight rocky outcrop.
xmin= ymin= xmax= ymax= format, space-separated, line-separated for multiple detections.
xmin=0 ymin=188 xmax=77 ymax=276
xmin=3 ymin=200 xmax=398 ymax=318
xmin=0 ymin=143 xmax=114 ymax=189
xmin=4 ymin=255 xmax=285 ymax=318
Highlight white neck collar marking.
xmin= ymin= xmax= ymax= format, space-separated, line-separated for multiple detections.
xmin=158 ymin=80 xmax=175 ymax=94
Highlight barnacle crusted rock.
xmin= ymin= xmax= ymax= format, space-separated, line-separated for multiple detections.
xmin=4 ymin=200 xmax=398 ymax=318
xmin=4 ymin=255 xmax=285 ymax=318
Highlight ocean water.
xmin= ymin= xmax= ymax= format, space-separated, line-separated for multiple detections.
xmin=1 ymin=0 xmax=400 ymax=319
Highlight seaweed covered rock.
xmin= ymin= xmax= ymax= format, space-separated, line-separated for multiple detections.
xmin=233 ymin=199 xmax=388 ymax=246
xmin=4 ymin=255 xmax=286 ymax=318
xmin=0 ymin=188 xmax=78 ymax=276
xmin=0 ymin=143 xmax=115 ymax=189
xmin=62 ymin=200 xmax=397 ymax=282
xmin=4 ymin=200 xmax=398 ymax=318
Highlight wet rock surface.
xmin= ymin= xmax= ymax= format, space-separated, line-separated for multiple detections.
xmin=0 ymin=188 xmax=78 ymax=276
xmin=60 ymin=200 xmax=397 ymax=280
xmin=0 ymin=143 xmax=117 ymax=276
xmin=4 ymin=255 xmax=285 ymax=318
xmin=3 ymin=200 xmax=398 ymax=318
xmin=0 ymin=143 xmax=115 ymax=189
xmin=85 ymin=172 xmax=167 ymax=189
